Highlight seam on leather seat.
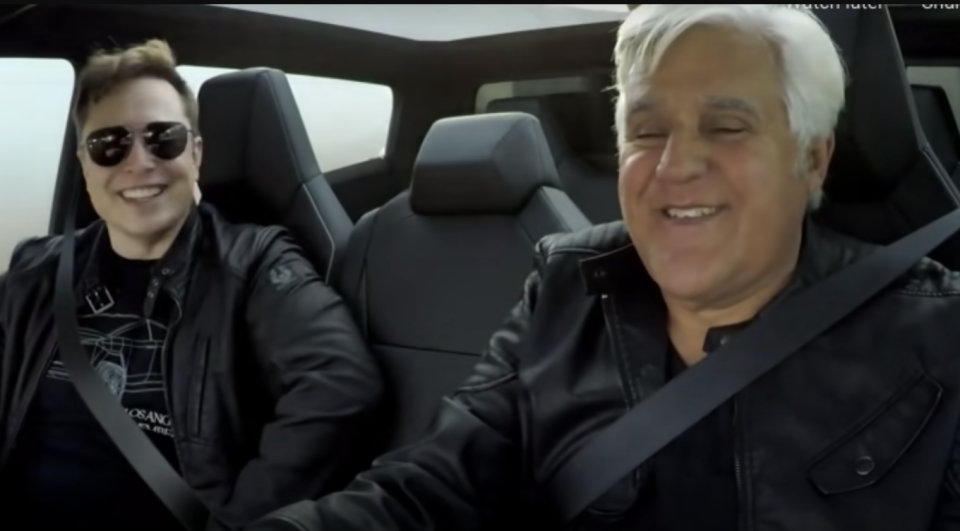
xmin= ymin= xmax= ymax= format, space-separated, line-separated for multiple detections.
xmin=260 ymin=70 xmax=338 ymax=283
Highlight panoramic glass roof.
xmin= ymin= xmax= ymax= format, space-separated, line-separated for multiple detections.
xmin=213 ymin=4 xmax=631 ymax=41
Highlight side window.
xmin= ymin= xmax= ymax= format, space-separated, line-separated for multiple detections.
xmin=0 ymin=58 xmax=74 ymax=272
xmin=177 ymin=66 xmax=393 ymax=172
xmin=907 ymin=66 xmax=960 ymax=133
xmin=476 ymin=76 xmax=591 ymax=112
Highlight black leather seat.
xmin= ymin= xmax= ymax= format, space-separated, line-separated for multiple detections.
xmin=198 ymin=67 xmax=352 ymax=282
xmin=338 ymin=112 xmax=591 ymax=448
xmin=487 ymin=96 xmax=621 ymax=224
xmin=810 ymin=8 xmax=960 ymax=268
xmin=912 ymin=84 xmax=960 ymax=181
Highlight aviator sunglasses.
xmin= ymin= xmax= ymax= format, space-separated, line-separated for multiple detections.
xmin=84 ymin=121 xmax=193 ymax=167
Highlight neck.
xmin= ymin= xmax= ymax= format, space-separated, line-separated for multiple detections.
xmin=106 ymin=215 xmax=188 ymax=261
xmin=666 ymin=241 xmax=801 ymax=364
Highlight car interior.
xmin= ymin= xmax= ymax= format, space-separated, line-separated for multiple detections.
xmin=340 ymin=112 xmax=590 ymax=447
xmin=196 ymin=67 xmax=353 ymax=283
xmin=3 ymin=1 xmax=960 ymax=484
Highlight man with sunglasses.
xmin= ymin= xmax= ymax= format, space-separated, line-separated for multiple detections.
xmin=0 ymin=40 xmax=383 ymax=530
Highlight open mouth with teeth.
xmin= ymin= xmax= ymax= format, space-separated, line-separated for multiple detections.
xmin=119 ymin=185 xmax=167 ymax=202
xmin=662 ymin=206 xmax=722 ymax=220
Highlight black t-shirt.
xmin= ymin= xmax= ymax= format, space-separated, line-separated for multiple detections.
xmin=3 ymin=247 xmax=181 ymax=528
xmin=633 ymin=344 xmax=740 ymax=530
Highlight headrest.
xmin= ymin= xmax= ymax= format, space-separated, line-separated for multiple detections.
xmin=197 ymin=68 xmax=320 ymax=214
xmin=410 ymin=113 xmax=561 ymax=215
xmin=486 ymin=97 xmax=570 ymax=162
xmin=912 ymin=84 xmax=960 ymax=172
xmin=812 ymin=7 xmax=926 ymax=202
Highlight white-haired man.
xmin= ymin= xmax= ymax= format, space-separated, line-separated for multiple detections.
xmin=249 ymin=5 xmax=960 ymax=530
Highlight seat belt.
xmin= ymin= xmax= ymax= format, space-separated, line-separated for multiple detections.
xmin=53 ymin=187 xmax=208 ymax=531
xmin=547 ymin=205 xmax=960 ymax=523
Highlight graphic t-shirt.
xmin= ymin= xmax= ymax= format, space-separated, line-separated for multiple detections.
xmin=3 ymin=247 xmax=182 ymax=528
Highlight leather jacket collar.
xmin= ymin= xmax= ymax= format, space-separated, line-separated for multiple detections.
xmin=73 ymin=207 xmax=202 ymax=310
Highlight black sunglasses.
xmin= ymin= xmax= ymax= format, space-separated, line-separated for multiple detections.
xmin=84 ymin=121 xmax=193 ymax=167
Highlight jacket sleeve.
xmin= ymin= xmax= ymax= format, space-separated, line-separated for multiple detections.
xmin=216 ymin=232 xmax=384 ymax=529
xmin=248 ymin=265 xmax=544 ymax=531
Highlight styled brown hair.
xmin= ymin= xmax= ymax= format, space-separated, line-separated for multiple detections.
xmin=72 ymin=39 xmax=199 ymax=138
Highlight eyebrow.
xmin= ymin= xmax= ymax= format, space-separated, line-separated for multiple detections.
xmin=703 ymin=96 xmax=760 ymax=118
xmin=627 ymin=96 xmax=760 ymax=119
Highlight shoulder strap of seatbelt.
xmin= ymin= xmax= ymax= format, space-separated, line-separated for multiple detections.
xmin=547 ymin=206 xmax=960 ymax=523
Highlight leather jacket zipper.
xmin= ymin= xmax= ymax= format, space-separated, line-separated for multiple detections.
xmin=161 ymin=290 xmax=187 ymax=473
xmin=598 ymin=290 xmax=646 ymax=488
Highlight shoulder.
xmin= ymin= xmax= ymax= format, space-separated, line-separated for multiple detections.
xmin=535 ymin=221 xmax=631 ymax=264
xmin=201 ymin=204 xmax=290 ymax=259
xmin=8 ymin=234 xmax=63 ymax=273
xmin=6 ymin=223 xmax=101 ymax=276
xmin=894 ymin=257 xmax=960 ymax=298
xmin=526 ymin=222 xmax=632 ymax=305
xmin=795 ymin=222 xmax=960 ymax=300
xmin=199 ymin=204 xmax=309 ymax=278
xmin=823 ymin=224 xmax=960 ymax=298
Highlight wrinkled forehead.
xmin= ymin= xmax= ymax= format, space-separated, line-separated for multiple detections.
xmin=83 ymin=78 xmax=189 ymax=136
xmin=626 ymin=94 xmax=763 ymax=120
xmin=620 ymin=25 xmax=783 ymax=118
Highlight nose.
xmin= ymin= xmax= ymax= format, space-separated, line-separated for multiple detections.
xmin=655 ymin=133 xmax=707 ymax=183
xmin=119 ymin=137 xmax=157 ymax=173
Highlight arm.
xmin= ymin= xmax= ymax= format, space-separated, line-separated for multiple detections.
xmin=217 ymin=232 xmax=384 ymax=528
xmin=249 ymin=265 xmax=544 ymax=531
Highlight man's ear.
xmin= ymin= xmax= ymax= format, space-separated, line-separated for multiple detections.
xmin=75 ymin=147 xmax=89 ymax=183
xmin=192 ymin=136 xmax=203 ymax=205
xmin=192 ymin=135 xmax=203 ymax=169
xmin=805 ymin=135 xmax=835 ymax=195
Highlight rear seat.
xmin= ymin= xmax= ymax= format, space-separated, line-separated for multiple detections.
xmin=912 ymin=84 xmax=960 ymax=181
xmin=337 ymin=112 xmax=591 ymax=448
xmin=487 ymin=95 xmax=621 ymax=223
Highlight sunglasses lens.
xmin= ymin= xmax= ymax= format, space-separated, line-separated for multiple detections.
xmin=86 ymin=126 xmax=133 ymax=167
xmin=144 ymin=122 xmax=190 ymax=161
xmin=84 ymin=122 xmax=190 ymax=167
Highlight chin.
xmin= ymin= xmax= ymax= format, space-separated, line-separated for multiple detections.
xmin=650 ymin=270 xmax=720 ymax=304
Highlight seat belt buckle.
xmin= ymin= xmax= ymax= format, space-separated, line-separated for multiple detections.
xmin=85 ymin=286 xmax=115 ymax=315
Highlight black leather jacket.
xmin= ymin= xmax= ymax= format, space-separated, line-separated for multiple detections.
xmin=254 ymin=220 xmax=960 ymax=531
xmin=0 ymin=204 xmax=383 ymax=530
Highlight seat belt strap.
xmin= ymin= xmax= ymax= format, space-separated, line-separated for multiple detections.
xmin=547 ymin=206 xmax=960 ymax=522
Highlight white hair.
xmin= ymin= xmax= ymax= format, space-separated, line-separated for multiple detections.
xmin=614 ymin=5 xmax=848 ymax=209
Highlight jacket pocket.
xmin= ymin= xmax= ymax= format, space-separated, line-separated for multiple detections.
xmin=577 ymin=466 xmax=648 ymax=529
xmin=806 ymin=367 xmax=942 ymax=495
xmin=189 ymin=336 xmax=211 ymax=440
